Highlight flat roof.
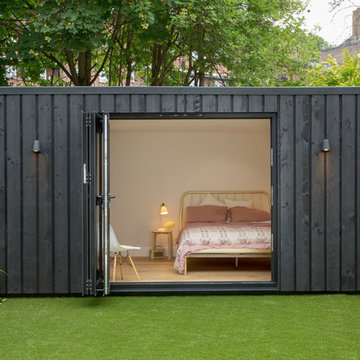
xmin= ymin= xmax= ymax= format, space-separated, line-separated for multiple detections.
xmin=1 ymin=86 xmax=360 ymax=96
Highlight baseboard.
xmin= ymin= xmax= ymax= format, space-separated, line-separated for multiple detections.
xmin=126 ymin=246 xmax=178 ymax=258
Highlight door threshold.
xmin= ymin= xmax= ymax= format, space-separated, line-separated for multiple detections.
xmin=110 ymin=281 xmax=278 ymax=295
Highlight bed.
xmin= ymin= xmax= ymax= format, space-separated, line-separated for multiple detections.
xmin=174 ymin=191 xmax=272 ymax=275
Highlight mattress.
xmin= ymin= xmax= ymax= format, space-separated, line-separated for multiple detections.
xmin=174 ymin=221 xmax=271 ymax=274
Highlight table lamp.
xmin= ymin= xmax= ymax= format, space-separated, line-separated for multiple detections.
xmin=159 ymin=203 xmax=168 ymax=230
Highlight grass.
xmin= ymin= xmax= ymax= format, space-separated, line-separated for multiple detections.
xmin=0 ymin=295 xmax=359 ymax=360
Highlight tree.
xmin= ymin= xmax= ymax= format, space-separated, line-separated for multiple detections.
xmin=300 ymin=49 xmax=360 ymax=86
xmin=0 ymin=0 xmax=145 ymax=85
xmin=329 ymin=0 xmax=358 ymax=11
xmin=221 ymin=0 xmax=315 ymax=86
xmin=1 ymin=0 xmax=321 ymax=86
xmin=131 ymin=0 xmax=321 ymax=86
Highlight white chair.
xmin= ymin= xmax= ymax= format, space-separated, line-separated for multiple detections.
xmin=110 ymin=225 xmax=141 ymax=282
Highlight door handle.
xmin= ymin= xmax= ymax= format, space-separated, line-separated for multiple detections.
xmin=109 ymin=194 xmax=116 ymax=199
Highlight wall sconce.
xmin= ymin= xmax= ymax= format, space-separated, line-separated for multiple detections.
xmin=32 ymin=140 xmax=41 ymax=153
xmin=322 ymin=139 xmax=330 ymax=152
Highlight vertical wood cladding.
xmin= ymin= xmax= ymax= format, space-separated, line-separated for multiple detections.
xmin=341 ymin=95 xmax=357 ymax=291
xmin=325 ymin=95 xmax=341 ymax=291
xmin=6 ymin=95 xmax=22 ymax=294
xmin=0 ymin=88 xmax=359 ymax=294
xmin=279 ymin=95 xmax=295 ymax=291
xmin=0 ymin=96 xmax=5 ymax=295
xmin=295 ymin=95 xmax=311 ymax=291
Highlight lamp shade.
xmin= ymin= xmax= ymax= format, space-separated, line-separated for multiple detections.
xmin=322 ymin=138 xmax=330 ymax=152
xmin=160 ymin=203 xmax=168 ymax=215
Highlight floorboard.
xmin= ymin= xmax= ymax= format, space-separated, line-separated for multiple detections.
xmin=111 ymin=257 xmax=271 ymax=283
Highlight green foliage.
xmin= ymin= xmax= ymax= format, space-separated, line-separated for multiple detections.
xmin=0 ymin=270 xmax=8 ymax=277
xmin=302 ymin=49 xmax=360 ymax=86
xmin=1 ymin=0 xmax=124 ymax=85
xmin=0 ymin=0 xmax=321 ymax=86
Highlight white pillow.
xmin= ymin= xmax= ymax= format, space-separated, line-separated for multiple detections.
xmin=199 ymin=193 xmax=225 ymax=206
xmin=224 ymin=198 xmax=253 ymax=209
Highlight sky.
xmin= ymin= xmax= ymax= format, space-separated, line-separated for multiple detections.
xmin=304 ymin=0 xmax=358 ymax=46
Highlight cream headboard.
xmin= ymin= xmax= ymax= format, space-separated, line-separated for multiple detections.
xmin=179 ymin=190 xmax=271 ymax=229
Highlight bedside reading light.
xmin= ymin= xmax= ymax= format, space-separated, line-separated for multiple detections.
xmin=160 ymin=203 xmax=168 ymax=215
xmin=159 ymin=203 xmax=168 ymax=230
xmin=322 ymin=139 xmax=330 ymax=152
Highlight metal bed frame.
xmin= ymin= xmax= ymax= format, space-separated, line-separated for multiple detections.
xmin=178 ymin=190 xmax=272 ymax=275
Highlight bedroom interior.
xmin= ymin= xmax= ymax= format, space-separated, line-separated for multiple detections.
xmin=109 ymin=118 xmax=272 ymax=283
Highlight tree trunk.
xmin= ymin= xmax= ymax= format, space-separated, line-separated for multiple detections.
xmin=157 ymin=45 xmax=168 ymax=86
xmin=64 ymin=50 xmax=79 ymax=85
xmin=50 ymin=69 xmax=54 ymax=86
xmin=85 ymin=50 xmax=91 ymax=85
xmin=199 ymin=71 xmax=205 ymax=86
xmin=151 ymin=44 xmax=160 ymax=85
xmin=108 ymin=48 xmax=113 ymax=86
xmin=78 ymin=51 xmax=92 ymax=86
xmin=124 ymin=26 xmax=134 ymax=86
xmin=126 ymin=60 xmax=132 ymax=86
xmin=78 ymin=52 xmax=86 ymax=85
xmin=151 ymin=44 xmax=170 ymax=86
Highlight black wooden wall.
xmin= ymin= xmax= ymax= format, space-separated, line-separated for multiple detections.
xmin=0 ymin=87 xmax=359 ymax=294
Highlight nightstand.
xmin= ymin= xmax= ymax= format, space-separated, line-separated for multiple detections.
xmin=151 ymin=229 xmax=173 ymax=260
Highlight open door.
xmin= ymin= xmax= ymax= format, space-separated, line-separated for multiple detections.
xmin=83 ymin=112 xmax=111 ymax=295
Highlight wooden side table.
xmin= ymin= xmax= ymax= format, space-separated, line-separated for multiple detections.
xmin=151 ymin=229 xmax=173 ymax=260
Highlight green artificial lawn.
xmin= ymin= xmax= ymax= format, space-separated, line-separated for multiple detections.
xmin=0 ymin=295 xmax=359 ymax=360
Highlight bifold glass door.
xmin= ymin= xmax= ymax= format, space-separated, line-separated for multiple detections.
xmin=83 ymin=113 xmax=111 ymax=295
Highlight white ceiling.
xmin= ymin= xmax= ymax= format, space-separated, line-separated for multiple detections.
xmin=110 ymin=118 xmax=270 ymax=133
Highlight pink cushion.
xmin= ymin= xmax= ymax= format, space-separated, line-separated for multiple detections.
xmin=185 ymin=205 xmax=227 ymax=223
xmin=229 ymin=206 xmax=270 ymax=222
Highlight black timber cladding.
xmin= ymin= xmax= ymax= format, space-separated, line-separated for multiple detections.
xmin=0 ymin=86 xmax=359 ymax=294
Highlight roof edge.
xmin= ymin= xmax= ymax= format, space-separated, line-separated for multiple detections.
xmin=1 ymin=86 xmax=360 ymax=96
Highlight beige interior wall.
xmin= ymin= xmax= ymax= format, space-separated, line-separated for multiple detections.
xmin=110 ymin=119 xmax=270 ymax=257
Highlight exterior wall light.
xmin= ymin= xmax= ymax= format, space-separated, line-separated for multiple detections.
xmin=322 ymin=139 xmax=330 ymax=152
xmin=32 ymin=139 xmax=41 ymax=153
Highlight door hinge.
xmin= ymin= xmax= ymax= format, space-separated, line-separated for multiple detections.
xmin=85 ymin=113 xmax=92 ymax=127
xmin=271 ymin=233 xmax=274 ymax=252
xmin=85 ymin=279 xmax=93 ymax=291
xmin=270 ymin=148 xmax=273 ymax=167
xmin=271 ymin=186 xmax=273 ymax=206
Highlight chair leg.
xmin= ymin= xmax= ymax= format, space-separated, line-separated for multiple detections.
xmin=119 ymin=254 xmax=124 ymax=280
xmin=128 ymin=253 xmax=140 ymax=281
xmin=112 ymin=254 xmax=117 ymax=282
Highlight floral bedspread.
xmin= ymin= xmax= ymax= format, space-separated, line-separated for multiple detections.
xmin=174 ymin=222 xmax=271 ymax=274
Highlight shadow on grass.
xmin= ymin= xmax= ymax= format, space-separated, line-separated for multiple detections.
xmin=65 ymin=296 xmax=111 ymax=309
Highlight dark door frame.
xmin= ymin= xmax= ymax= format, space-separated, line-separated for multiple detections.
xmin=100 ymin=111 xmax=279 ymax=295
xmin=83 ymin=112 xmax=111 ymax=296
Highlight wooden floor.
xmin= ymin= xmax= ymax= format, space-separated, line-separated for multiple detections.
xmin=111 ymin=256 xmax=271 ymax=283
